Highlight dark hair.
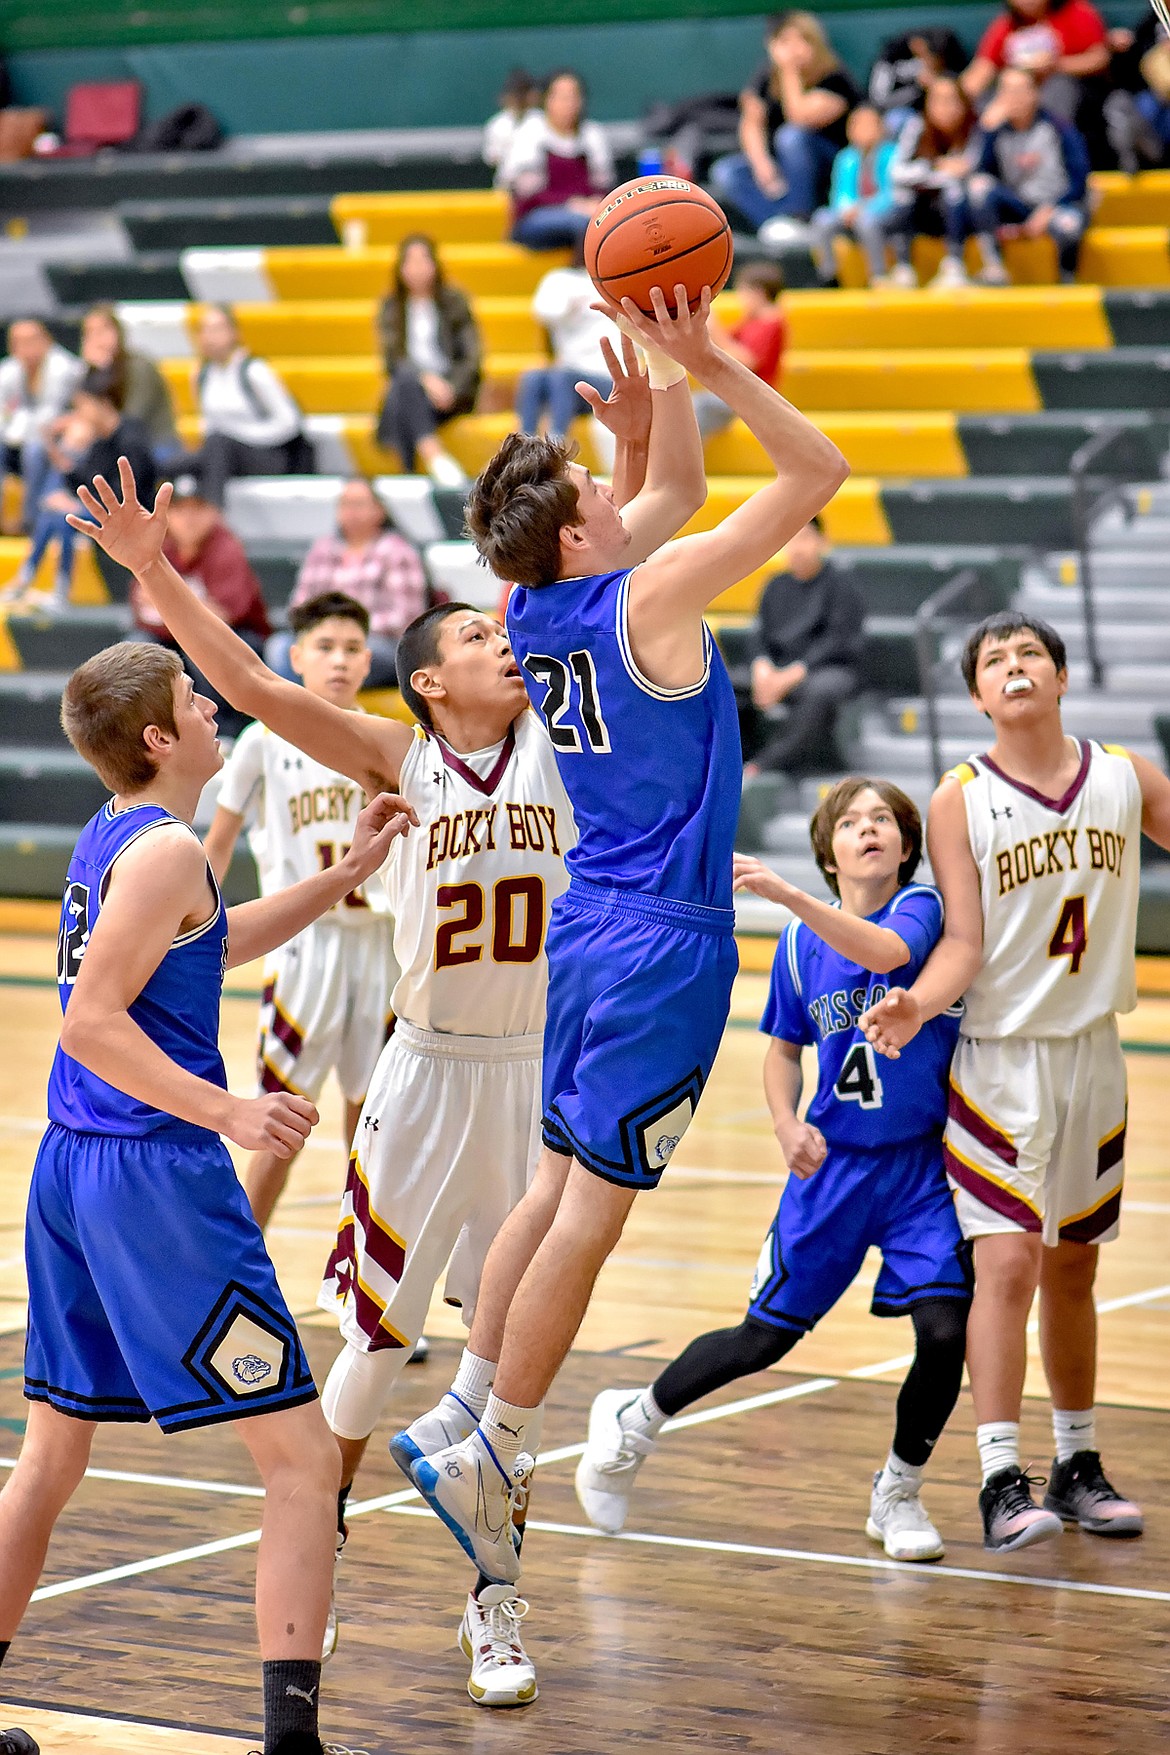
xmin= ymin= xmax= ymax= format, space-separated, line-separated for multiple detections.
xmin=918 ymin=76 xmax=976 ymax=159
xmin=396 ymin=601 xmax=478 ymax=729
xmin=464 ymin=431 xmax=581 ymax=587
xmin=394 ymin=233 xmax=443 ymax=304
xmin=501 ymin=66 xmax=538 ymax=106
xmin=61 ymin=642 xmax=183 ymax=794
xmin=82 ymin=302 xmax=126 ymax=348
xmin=78 ymin=365 xmax=124 ymax=411
xmin=336 ymin=476 xmax=391 ymax=534
xmin=960 ymin=612 xmax=1067 ymax=694
xmin=289 ymin=591 xmax=370 ymax=639
xmin=809 ymin=776 xmax=923 ymax=898
xmin=737 ymin=260 xmax=785 ymax=301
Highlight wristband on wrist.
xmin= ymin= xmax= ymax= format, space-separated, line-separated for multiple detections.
xmin=614 ymin=312 xmax=687 ymax=389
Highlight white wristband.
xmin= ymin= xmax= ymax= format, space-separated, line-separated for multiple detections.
xmin=614 ymin=312 xmax=687 ymax=390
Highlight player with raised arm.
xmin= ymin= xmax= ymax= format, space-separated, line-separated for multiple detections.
xmin=860 ymin=612 xmax=1170 ymax=1552
xmin=0 ymin=640 xmax=408 ymax=1755
xmin=64 ymin=332 xmax=705 ymax=1705
xmin=397 ymin=282 xmax=848 ymax=1590
xmin=204 ymin=591 xmax=399 ymax=1228
xmin=575 ymin=780 xmax=971 ymax=1559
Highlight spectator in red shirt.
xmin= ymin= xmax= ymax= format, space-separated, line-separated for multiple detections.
xmin=962 ymin=0 xmax=1111 ymax=151
xmin=693 ymin=261 xmax=788 ymax=442
xmin=502 ymin=68 xmax=615 ymax=250
xmin=266 ymin=477 xmax=429 ymax=688
xmin=130 ymin=467 xmax=270 ymax=737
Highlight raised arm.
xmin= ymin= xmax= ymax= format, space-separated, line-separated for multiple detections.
xmin=68 ymin=461 xmax=418 ymax=805
xmin=733 ymin=854 xmax=911 ymax=975
xmin=860 ymin=779 xmax=984 ymax=1058
xmin=60 ymin=827 xmax=316 ymax=1158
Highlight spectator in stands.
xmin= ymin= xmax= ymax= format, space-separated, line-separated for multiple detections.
xmin=376 ymin=234 xmax=481 ymax=489
xmin=516 ymin=241 xmax=618 ymax=450
xmin=80 ymin=303 xmax=180 ymax=463
xmin=66 ymin=365 xmax=158 ymax=601
xmin=131 ymin=467 xmax=270 ymax=738
xmin=709 ymin=12 xmax=861 ymax=234
xmin=502 ymin=68 xmax=615 ymax=249
xmin=483 ymin=67 xmax=542 ymax=184
xmin=883 ymin=77 xmax=979 ymax=287
xmin=962 ymin=0 xmax=1111 ymax=161
xmin=868 ymin=27 xmax=968 ymax=132
xmin=192 ymin=304 xmax=314 ymax=508
xmin=0 ymin=317 xmax=82 ymax=533
xmin=692 ymin=260 xmax=787 ymax=439
xmin=967 ymin=66 xmax=1090 ymax=283
xmin=743 ymin=518 xmax=865 ymax=777
xmin=1106 ymin=12 xmax=1170 ymax=169
xmin=266 ymin=478 xmax=428 ymax=688
xmin=809 ymin=103 xmax=898 ymax=285
xmin=0 ymin=403 xmax=93 ymax=612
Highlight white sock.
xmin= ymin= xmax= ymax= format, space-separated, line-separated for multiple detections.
xmin=878 ymin=1449 xmax=924 ymax=1494
xmin=480 ymin=1392 xmax=539 ymax=1469
xmin=622 ymin=1386 xmax=667 ymax=1440
xmin=450 ymin=1348 xmax=495 ymax=1419
xmin=976 ymin=1421 xmax=1020 ymax=1485
xmin=1053 ymin=1407 xmax=1095 ymax=1464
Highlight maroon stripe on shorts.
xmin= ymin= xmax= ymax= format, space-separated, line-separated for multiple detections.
xmin=948 ymin=1085 xmax=1018 ymax=1167
xmin=347 ymin=1156 xmax=406 ymax=1284
xmin=271 ymin=1006 xmax=303 ymax=1059
xmin=1060 ymin=1188 xmax=1122 ymax=1245
xmin=260 ymin=1060 xmax=296 ymax=1095
xmin=1097 ymin=1125 xmax=1126 ymax=1179
xmin=944 ymin=1143 xmax=1041 ymax=1233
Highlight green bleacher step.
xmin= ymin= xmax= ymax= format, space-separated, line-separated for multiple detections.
xmin=0 ymin=750 xmax=110 ymax=828
xmin=1104 ymin=290 xmax=1170 ymax=347
xmin=45 ymin=255 xmax=189 ymax=306
xmin=1032 ymin=348 xmax=1170 ymax=411
xmin=6 ymin=606 xmax=133 ymax=674
xmin=881 ymin=480 xmax=1075 ymax=548
xmin=957 ymin=412 xmax=1164 ymax=479
xmin=119 ymin=196 xmax=339 ymax=252
xmin=0 ymin=674 xmax=70 ymax=749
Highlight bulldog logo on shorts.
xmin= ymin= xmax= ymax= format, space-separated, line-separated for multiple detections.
xmin=207 ymin=1311 xmax=288 ymax=1398
xmin=231 ymin=1353 xmax=273 ymax=1386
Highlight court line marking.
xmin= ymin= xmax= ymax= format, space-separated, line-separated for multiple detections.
xmin=382 ymin=1503 xmax=1170 ymax=1606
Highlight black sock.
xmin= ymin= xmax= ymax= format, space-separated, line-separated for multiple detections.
xmin=337 ymin=1481 xmax=351 ymax=1539
xmin=0 ymin=1639 xmax=9 ymax=1668
xmin=263 ymin=1657 xmax=322 ymax=1753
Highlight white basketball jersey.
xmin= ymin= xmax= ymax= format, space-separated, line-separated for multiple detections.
xmin=216 ymin=720 xmax=392 ymax=924
xmin=380 ymin=708 xmax=574 ymax=1035
xmin=952 ymin=739 xmax=1141 ymax=1040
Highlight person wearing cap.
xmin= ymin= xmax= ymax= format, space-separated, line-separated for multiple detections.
xmin=130 ymin=469 xmax=270 ymax=738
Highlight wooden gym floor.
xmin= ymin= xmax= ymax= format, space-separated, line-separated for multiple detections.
xmin=0 ymin=931 xmax=1167 ymax=1753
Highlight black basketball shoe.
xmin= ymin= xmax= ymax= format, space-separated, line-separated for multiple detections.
xmin=0 ymin=1729 xmax=41 ymax=1755
xmin=1044 ymin=1451 xmax=1144 ymax=1536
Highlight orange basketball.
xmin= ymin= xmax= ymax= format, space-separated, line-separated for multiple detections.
xmin=584 ymin=177 xmax=734 ymax=317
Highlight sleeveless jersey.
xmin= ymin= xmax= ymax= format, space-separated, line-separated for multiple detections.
xmin=217 ymin=719 xmax=392 ymax=924
xmin=48 ymin=801 xmax=229 ymax=1139
xmin=761 ymin=885 xmax=960 ymax=1150
xmin=379 ymin=708 xmax=574 ymax=1036
xmin=506 ymin=568 xmax=741 ymax=909
xmin=951 ymin=739 xmax=1141 ymax=1039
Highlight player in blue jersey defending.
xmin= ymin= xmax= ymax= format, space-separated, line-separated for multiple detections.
xmin=0 ymin=635 xmax=409 ymax=1755
xmin=576 ymin=778 xmax=972 ymax=1560
xmin=395 ymin=284 xmax=849 ymax=1586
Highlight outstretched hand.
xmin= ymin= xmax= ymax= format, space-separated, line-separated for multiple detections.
xmin=341 ymin=792 xmax=417 ymax=885
xmin=858 ymin=988 xmax=922 ymax=1060
xmin=599 ymin=282 xmax=715 ymax=378
xmin=575 ymin=329 xmax=651 ymax=445
xmin=67 ymin=456 xmax=173 ymax=575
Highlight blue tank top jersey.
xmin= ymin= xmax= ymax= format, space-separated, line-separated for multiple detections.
xmin=760 ymin=885 xmax=960 ymax=1150
xmin=506 ymin=568 xmax=741 ymax=909
xmin=48 ymin=801 xmax=229 ymax=1140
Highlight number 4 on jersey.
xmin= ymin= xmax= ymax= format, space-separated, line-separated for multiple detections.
xmin=834 ymin=1041 xmax=884 ymax=1110
xmin=1048 ymin=894 xmax=1088 ymax=974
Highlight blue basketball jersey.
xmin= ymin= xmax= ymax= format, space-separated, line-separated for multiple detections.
xmin=48 ymin=801 xmax=229 ymax=1140
xmin=760 ymin=885 xmax=960 ymax=1150
xmin=507 ymin=568 xmax=741 ymax=908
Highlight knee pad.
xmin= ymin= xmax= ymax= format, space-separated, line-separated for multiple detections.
xmin=321 ymin=1339 xmax=413 ymax=1442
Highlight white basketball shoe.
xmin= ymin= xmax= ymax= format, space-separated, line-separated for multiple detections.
xmin=575 ymin=1387 xmax=657 ymax=1534
xmin=410 ymin=1430 xmax=532 ymax=1585
xmin=866 ymin=1469 xmax=945 ymax=1561
xmin=459 ymin=1585 xmax=539 ymax=1707
xmin=388 ymin=1391 xmax=479 ymax=1481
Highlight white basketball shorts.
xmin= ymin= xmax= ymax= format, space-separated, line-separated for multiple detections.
xmin=944 ymin=1015 xmax=1127 ymax=1248
xmin=257 ymin=916 xmax=397 ymax=1105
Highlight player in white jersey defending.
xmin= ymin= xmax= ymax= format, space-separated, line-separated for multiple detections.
xmin=204 ymin=592 xmax=398 ymax=1226
xmin=861 ymin=612 xmax=1170 ymax=1552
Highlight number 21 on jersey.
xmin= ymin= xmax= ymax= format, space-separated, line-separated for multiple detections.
xmin=523 ymin=652 xmax=612 ymax=754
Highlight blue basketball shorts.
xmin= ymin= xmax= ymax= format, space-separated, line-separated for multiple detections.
xmin=540 ymin=878 xmax=739 ymax=1190
xmin=748 ymin=1132 xmax=973 ymax=1333
xmin=24 ymin=1123 xmax=317 ymax=1433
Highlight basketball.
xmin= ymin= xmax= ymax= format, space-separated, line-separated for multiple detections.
xmin=584 ymin=176 xmax=734 ymax=316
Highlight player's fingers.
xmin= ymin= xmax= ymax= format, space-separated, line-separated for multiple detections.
xmin=92 ymin=473 xmax=121 ymax=513
xmin=647 ymin=284 xmax=671 ymax=325
xmin=65 ymin=512 xmax=99 ymax=535
xmin=74 ymin=482 xmax=105 ymax=521
xmin=153 ymin=480 xmax=174 ymax=520
xmin=620 ymin=330 xmax=642 ymax=376
xmin=596 ymin=334 xmax=621 ymax=378
xmin=283 ymin=1095 xmax=319 ymax=1126
xmin=672 ymin=283 xmax=690 ymax=323
xmin=696 ymin=286 xmax=713 ymax=324
xmin=116 ymin=454 xmax=138 ymax=502
xmin=575 ymin=381 xmax=604 ymax=415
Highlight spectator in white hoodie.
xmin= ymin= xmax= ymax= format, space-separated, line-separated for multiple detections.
xmin=190 ymin=304 xmax=314 ymax=506
xmin=515 ymin=241 xmax=618 ymax=453
xmin=0 ymin=317 xmax=83 ymax=532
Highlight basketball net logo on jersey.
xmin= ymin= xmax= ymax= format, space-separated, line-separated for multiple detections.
xmin=949 ymin=740 xmax=1141 ymax=1039
xmin=380 ymin=710 xmax=574 ymax=1037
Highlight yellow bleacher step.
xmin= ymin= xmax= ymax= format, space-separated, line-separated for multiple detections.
xmin=684 ymin=476 xmax=889 ymax=547
xmin=202 ymin=297 xmax=545 ymax=360
xmin=262 ymin=244 xmax=568 ymax=303
xmin=782 ymin=349 xmax=1040 ymax=413
xmin=1090 ymin=170 xmax=1170 ymax=227
xmin=331 ymin=190 xmax=511 ymax=247
xmin=0 ymin=537 xmax=107 ymax=608
xmin=705 ymin=411 xmax=965 ymax=478
xmin=776 ymin=286 xmax=1111 ymax=352
xmin=1079 ymin=227 xmax=1170 ymax=287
